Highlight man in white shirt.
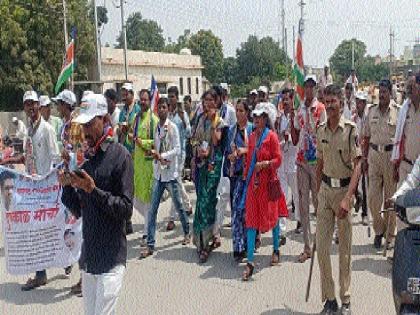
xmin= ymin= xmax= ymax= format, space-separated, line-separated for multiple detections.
xmin=346 ymin=69 xmax=359 ymax=93
xmin=343 ymin=83 xmax=356 ymax=120
xmin=319 ymin=65 xmax=333 ymax=89
xmin=17 ymin=91 xmax=60 ymax=290
xmin=104 ymin=88 xmax=121 ymax=143
xmin=11 ymin=116 xmax=27 ymax=140
xmin=39 ymin=95 xmax=63 ymax=149
xmin=139 ymin=98 xmax=190 ymax=258
xmin=277 ymin=88 xmax=300 ymax=235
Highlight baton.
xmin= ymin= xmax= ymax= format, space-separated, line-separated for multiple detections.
xmin=381 ymin=208 xmax=394 ymax=257
xmin=361 ymin=173 xmax=370 ymax=237
xmin=305 ymin=239 xmax=316 ymax=302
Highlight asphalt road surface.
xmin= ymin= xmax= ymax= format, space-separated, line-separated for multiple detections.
xmin=0 ymin=182 xmax=395 ymax=314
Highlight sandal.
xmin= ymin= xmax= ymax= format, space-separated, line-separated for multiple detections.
xmin=255 ymin=235 xmax=262 ymax=249
xmin=297 ymin=251 xmax=311 ymax=263
xmin=182 ymin=234 xmax=191 ymax=245
xmin=199 ymin=250 xmax=209 ymax=263
xmin=271 ymin=250 xmax=280 ymax=266
xmin=242 ymin=262 xmax=254 ymax=281
xmin=139 ymin=247 xmax=153 ymax=259
xmin=210 ymin=236 xmax=221 ymax=250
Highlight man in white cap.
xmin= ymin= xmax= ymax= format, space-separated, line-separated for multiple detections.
xmin=39 ymin=95 xmax=63 ymax=148
xmin=292 ymin=74 xmax=326 ymax=263
xmin=53 ymin=89 xmax=79 ymax=150
xmin=17 ymin=91 xmax=60 ymax=290
xmin=118 ymin=82 xmax=140 ymax=155
xmin=248 ymin=89 xmax=258 ymax=110
xmin=257 ymin=86 xmax=269 ymax=103
xmin=60 ymin=93 xmax=133 ymax=315
xmin=11 ymin=116 xmax=27 ymax=141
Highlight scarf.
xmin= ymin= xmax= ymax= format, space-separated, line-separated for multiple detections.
xmin=84 ymin=126 xmax=114 ymax=159
xmin=391 ymin=98 xmax=410 ymax=162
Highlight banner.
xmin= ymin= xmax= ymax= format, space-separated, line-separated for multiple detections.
xmin=0 ymin=166 xmax=82 ymax=275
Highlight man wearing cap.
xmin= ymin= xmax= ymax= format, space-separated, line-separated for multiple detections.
xmin=362 ymin=79 xmax=400 ymax=249
xmin=54 ymin=89 xmax=80 ymax=151
xmin=319 ymin=65 xmax=333 ymax=89
xmin=118 ymin=82 xmax=140 ymax=155
xmin=315 ymin=84 xmax=361 ymax=315
xmin=60 ymin=94 xmax=133 ymax=315
xmin=257 ymin=86 xmax=269 ymax=103
xmin=11 ymin=116 xmax=27 ymax=141
xmin=248 ymin=89 xmax=258 ymax=110
xmin=343 ymin=83 xmax=356 ymax=120
xmin=292 ymin=75 xmax=326 ymax=263
xmin=39 ymin=95 xmax=63 ymax=148
xmin=14 ymin=91 xmax=60 ymax=290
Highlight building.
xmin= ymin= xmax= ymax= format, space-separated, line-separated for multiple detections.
xmin=100 ymin=47 xmax=205 ymax=102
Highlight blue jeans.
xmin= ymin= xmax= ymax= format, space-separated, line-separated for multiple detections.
xmin=147 ymin=179 xmax=190 ymax=249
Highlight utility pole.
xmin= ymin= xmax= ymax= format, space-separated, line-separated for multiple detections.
xmin=389 ymin=26 xmax=395 ymax=77
xmin=351 ymin=39 xmax=355 ymax=69
xmin=292 ymin=25 xmax=295 ymax=60
xmin=120 ymin=0 xmax=128 ymax=81
xmin=298 ymin=0 xmax=305 ymax=39
xmin=94 ymin=0 xmax=102 ymax=83
xmin=284 ymin=27 xmax=288 ymax=57
xmin=281 ymin=0 xmax=285 ymax=51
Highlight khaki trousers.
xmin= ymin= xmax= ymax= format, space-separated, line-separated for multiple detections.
xmin=316 ymin=183 xmax=352 ymax=304
xmin=368 ymin=150 xmax=397 ymax=237
xmin=297 ymin=163 xmax=318 ymax=252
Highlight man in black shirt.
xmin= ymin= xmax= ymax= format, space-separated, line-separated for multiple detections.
xmin=59 ymin=93 xmax=133 ymax=315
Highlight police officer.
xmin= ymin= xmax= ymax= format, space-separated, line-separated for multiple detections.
xmin=315 ymin=84 xmax=361 ymax=315
xmin=362 ymin=79 xmax=400 ymax=249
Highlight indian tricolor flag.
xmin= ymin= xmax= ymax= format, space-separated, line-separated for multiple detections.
xmin=293 ymin=32 xmax=304 ymax=109
xmin=55 ymin=39 xmax=74 ymax=94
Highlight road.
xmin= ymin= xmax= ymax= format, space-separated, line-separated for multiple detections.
xmin=0 ymin=182 xmax=395 ymax=314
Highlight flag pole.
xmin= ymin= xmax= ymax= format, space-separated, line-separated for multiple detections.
xmin=62 ymin=0 xmax=73 ymax=91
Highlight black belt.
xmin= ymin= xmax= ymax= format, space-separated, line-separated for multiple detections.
xmin=403 ymin=157 xmax=414 ymax=166
xmin=370 ymin=143 xmax=393 ymax=152
xmin=322 ymin=174 xmax=351 ymax=188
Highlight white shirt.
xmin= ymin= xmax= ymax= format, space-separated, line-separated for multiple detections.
xmin=278 ymin=113 xmax=298 ymax=173
xmin=319 ymin=73 xmax=333 ymax=88
xmin=343 ymin=98 xmax=356 ymax=120
xmin=15 ymin=120 xmax=27 ymax=140
xmin=346 ymin=75 xmax=359 ymax=92
xmin=392 ymin=155 xmax=420 ymax=201
xmin=27 ymin=118 xmax=60 ymax=176
xmin=220 ymin=103 xmax=237 ymax=128
xmin=152 ymin=119 xmax=181 ymax=182
xmin=110 ymin=107 xmax=121 ymax=142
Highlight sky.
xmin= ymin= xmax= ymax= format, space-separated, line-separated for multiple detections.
xmin=100 ymin=0 xmax=420 ymax=67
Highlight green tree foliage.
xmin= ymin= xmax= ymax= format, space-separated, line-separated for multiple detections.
xmin=164 ymin=29 xmax=191 ymax=54
xmin=116 ymin=12 xmax=165 ymax=52
xmin=357 ymin=56 xmax=389 ymax=83
xmin=235 ymin=36 xmax=291 ymax=84
xmin=0 ymin=0 xmax=95 ymax=111
xmin=89 ymin=6 xmax=108 ymax=28
xmin=188 ymin=30 xmax=224 ymax=83
xmin=221 ymin=57 xmax=238 ymax=85
xmin=329 ymin=39 xmax=366 ymax=83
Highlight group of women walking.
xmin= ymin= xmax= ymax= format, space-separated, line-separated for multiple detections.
xmin=190 ymin=88 xmax=288 ymax=280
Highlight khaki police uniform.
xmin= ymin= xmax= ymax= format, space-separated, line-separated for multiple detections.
xmin=363 ymin=101 xmax=400 ymax=238
xmin=399 ymin=101 xmax=420 ymax=184
xmin=316 ymin=117 xmax=360 ymax=304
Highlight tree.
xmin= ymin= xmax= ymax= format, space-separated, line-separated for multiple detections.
xmin=235 ymin=35 xmax=291 ymax=84
xmin=357 ymin=56 xmax=389 ymax=83
xmin=164 ymin=29 xmax=191 ymax=54
xmin=89 ymin=6 xmax=108 ymax=28
xmin=116 ymin=12 xmax=165 ymax=52
xmin=329 ymin=39 xmax=366 ymax=83
xmin=0 ymin=0 xmax=95 ymax=111
xmin=188 ymin=30 xmax=224 ymax=83
xmin=221 ymin=57 xmax=238 ymax=84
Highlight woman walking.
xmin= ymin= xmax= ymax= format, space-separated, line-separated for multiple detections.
xmin=241 ymin=103 xmax=288 ymax=281
xmin=227 ymin=100 xmax=253 ymax=262
xmin=191 ymin=89 xmax=224 ymax=263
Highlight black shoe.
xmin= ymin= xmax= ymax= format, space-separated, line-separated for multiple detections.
xmin=280 ymin=235 xmax=287 ymax=246
xmin=295 ymin=221 xmax=302 ymax=234
xmin=126 ymin=220 xmax=134 ymax=235
xmin=374 ymin=234 xmax=383 ymax=249
xmin=320 ymin=299 xmax=338 ymax=314
xmin=340 ymin=303 xmax=351 ymax=315
xmin=64 ymin=265 xmax=72 ymax=276
xmin=21 ymin=276 xmax=47 ymax=291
